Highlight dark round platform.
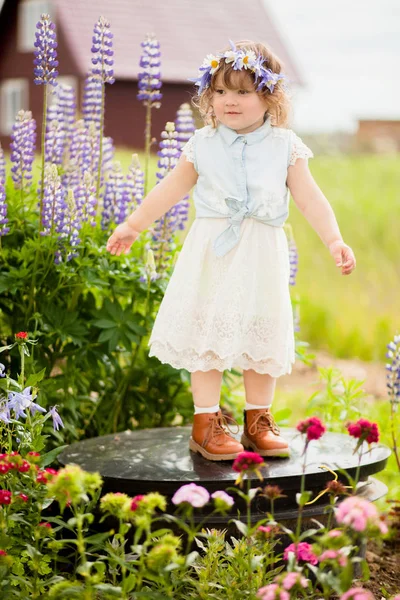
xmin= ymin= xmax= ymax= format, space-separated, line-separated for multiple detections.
xmin=59 ymin=427 xmax=391 ymax=502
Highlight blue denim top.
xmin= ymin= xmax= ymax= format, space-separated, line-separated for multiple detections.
xmin=182 ymin=115 xmax=313 ymax=257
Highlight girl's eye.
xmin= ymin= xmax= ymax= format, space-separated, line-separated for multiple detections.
xmin=215 ymin=89 xmax=225 ymax=94
xmin=239 ymin=90 xmax=249 ymax=94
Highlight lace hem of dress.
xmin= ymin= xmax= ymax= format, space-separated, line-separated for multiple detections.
xmin=289 ymin=132 xmax=314 ymax=166
xmin=148 ymin=340 xmax=295 ymax=376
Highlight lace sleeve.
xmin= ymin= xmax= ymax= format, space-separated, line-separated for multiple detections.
xmin=181 ymin=136 xmax=195 ymax=164
xmin=288 ymin=131 xmax=314 ymax=166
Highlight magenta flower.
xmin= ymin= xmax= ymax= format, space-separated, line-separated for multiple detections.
xmin=347 ymin=419 xmax=379 ymax=445
xmin=283 ymin=542 xmax=318 ymax=565
xmin=171 ymin=483 xmax=210 ymax=508
xmin=296 ymin=417 xmax=326 ymax=441
xmin=232 ymin=451 xmax=265 ymax=473
xmin=336 ymin=496 xmax=388 ymax=534
xmin=340 ymin=588 xmax=375 ymax=600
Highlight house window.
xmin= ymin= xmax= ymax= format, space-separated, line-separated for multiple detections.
xmin=0 ymin=79 xmax=29 ymax=135
xmin=18 ymin=0 xmax=54 ymax=53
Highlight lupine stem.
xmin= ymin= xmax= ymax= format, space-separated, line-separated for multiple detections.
xmin=95 ymin=82 xmax=105 ymax=201
xmin=144 ymin=103 xmax=152 ymax=197
xmin=39 ymin=86 xmax=48 ymax=232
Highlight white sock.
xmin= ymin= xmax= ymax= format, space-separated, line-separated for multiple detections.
xmin=244 ymin=401 xmax=272 ymax=411
xmin=194 ymin=402 xmax=220 ymax=415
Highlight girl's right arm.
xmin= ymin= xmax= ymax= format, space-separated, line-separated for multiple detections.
xmin=106 ymin=154 xmax=198 ymax=255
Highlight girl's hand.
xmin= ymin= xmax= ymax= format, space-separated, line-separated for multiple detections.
xmin=106 ymin=222 xmax=140 ymax=256
xmin=329 ymin=240 xmax=356 ymax=275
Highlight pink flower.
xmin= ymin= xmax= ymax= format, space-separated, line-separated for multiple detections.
xmin=38 ymin=522 xmax=52 ymax=528
xmin=0 ymin=549 xmax=7 ymax=556
xmin=0 ymin=489 xmax=11 ymax=505
xmin=172 ymin=483 xmax=210 ymax=508
xmin=258 ymin=525 xmax=272 ymax=534
xmin=347 ymin=419 xmax=379 ymax=444
xmin=340 ymin=587 xmax=375 ymax=600
xmin=296 ymin=417 xmax=326 ymax=441
xmin=0 ymin=463 xmax=10 ymax=474
xmin=328 ymin=529 xmax=342 ymax=538
xmin=130 ymin=495 xmax=145 ymax=512
xmin=210 ymin=490 xmax=234 ymax=509
xmin=283 ymin=542 xmax=319 ymax=565
xmin=281 ymin=572 xmax=308 ymax=590
xmin=336 ymin=496 xmax=388 ymax=535
xmin=233 ymin=451 xmax=265 ymax=473
xmin=319 ymin=549 xmax=348 ymax=567
xmin=18 ymin=493 xmax=29 ymax=502
xmin=256 ymin=583 xmax=289 ymax=600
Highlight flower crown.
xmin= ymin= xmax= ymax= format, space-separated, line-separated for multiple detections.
xmin=189 ymin=40 xmax=288 ymax=95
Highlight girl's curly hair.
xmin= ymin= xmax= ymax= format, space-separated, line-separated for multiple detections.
xmin=191 ymin=40 xmax=293 ymax=129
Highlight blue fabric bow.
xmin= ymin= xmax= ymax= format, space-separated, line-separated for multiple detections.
xmin=213 ymin=196 xmax=258 ymax=257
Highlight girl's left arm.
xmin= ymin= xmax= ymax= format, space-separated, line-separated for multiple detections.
xmin=287 ymin=158 xmax=356 ymax=275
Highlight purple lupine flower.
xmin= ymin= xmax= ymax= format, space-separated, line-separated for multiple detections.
xmin=41 ymin=163 xmax=65 ymax=235
xmin=288 ymin=238 xmax=298 ymax=286
xmin=7 ymin=387 xmax=46 ymax=419
xmin=61 ymin=119 xmax=91 ymax=191
xmin=174 ymin=103 xmax=195 ymax=229
xmin=55 ymin=189 xmax=81 ymax=264
xmin=386 ymin=335 xmax=400 ymax=405
xmin=0 ymin=142 xmax=6 ymax=182
xmin=33 ymin=13 xmax=59 ymax=86
xmin=150 ymin=123 xmax=184 ymax=277
xmin=91 ymin=16 xmax=115 ymax=85
xmin=123 ymin=153 xmax=144 ymax=215
xmin=0 ymin=179 xmax=9 ymax=236
xmin=10 ymin=110 xmax=36 ymax=192
xmin=82 ymin=73 xmax=103 ymax=133
xmin=48 ymin=406 xmax=64 ymax=431
xmin=75 ymin=171 xmax=97 ymax=227
xmin=137 ymin=34 xmax=162 ymax=108
xmin=175 ymin=102 xmax=196 ymax=151
xmin=101 ymin=160 xmax=126 ymax=229
xmin=45 ymin=84 xmax=76 ymax=166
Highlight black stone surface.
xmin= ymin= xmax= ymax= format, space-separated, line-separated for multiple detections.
xmin=58 ymin=427 xmax=391 ymax=500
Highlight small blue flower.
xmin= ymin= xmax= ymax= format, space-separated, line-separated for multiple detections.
xmin=7 ymin=387 xmax=45 ymax=419
xmin=0 ymin=401 xmax=11 ymax=424
xmin=0 ymin=363 xmax=5 ymax=377
xmin=49 ymin=406 xmax=64 ymax=431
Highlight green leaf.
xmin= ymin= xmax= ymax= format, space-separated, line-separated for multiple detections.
xmin=98 ymin=328 xmax=117 ymax=343
xmin=92 ymin=319 xmax=117 ymax=329
xmin=40 ymin=445 xmax=68 ymax=467
xmin=25 ymin=367 xmax=46 ymax=388
xmin=230 ymin=519 xmax=248 ymax=536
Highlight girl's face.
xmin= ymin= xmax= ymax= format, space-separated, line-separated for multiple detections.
xmin=211 ymin=71 xmax=268 ymax=134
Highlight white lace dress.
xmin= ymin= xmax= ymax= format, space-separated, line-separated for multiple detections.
xmin=147 ymin=132 xmax=313 ymax=375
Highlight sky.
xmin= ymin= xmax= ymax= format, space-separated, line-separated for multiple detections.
xmin=264 ymin=0 xmax=400 ymax=133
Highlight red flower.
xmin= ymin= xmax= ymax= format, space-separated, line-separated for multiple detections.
xmin=15 ymin=332 xmax=28 ymax=340
xmin=38 ymin=522 xmax=52 ymax=528
xmin=130 ymin=495 xmax=145 ymax=512
xmin=36 ymin=470 xmax=48 ymax=484
xmin=44 ymin=468 xmax=58 ymax=476
xmin=347 ymin=419 xmax=379 ymax=445
xmin=0 ymin=489 xmax=12 ymax=505
xmin=18 ymin=461 xmax=31 ymax=473
xmin=0 ymin=463 xmax=10 ymax=475
xmin=19 ymin=493 xmax=29 ymax=502
xmin=232 ymin=451 xmax=265 ymax=473
xmin=284 ymin=541 xmax=319 ymax=565
xmin=0 ymin=550 xmax=7 ymax=556
xmin=296 ymin=417 xmax=326 ymax=441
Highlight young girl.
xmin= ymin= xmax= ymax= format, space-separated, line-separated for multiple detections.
xmin=106 ymin=40 xmax=356 ymax=462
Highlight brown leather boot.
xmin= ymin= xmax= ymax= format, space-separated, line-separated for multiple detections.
xmin=189 ymin=410 xmax=244 ymax=461
xmin=241 ymin=408 xmax=290 ymax=457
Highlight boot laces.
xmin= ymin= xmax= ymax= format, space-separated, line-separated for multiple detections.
xmin=204 ymin=412 xmax=239 ymax=447
xmin=248 ymin=411 xmax=280 ymax=436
